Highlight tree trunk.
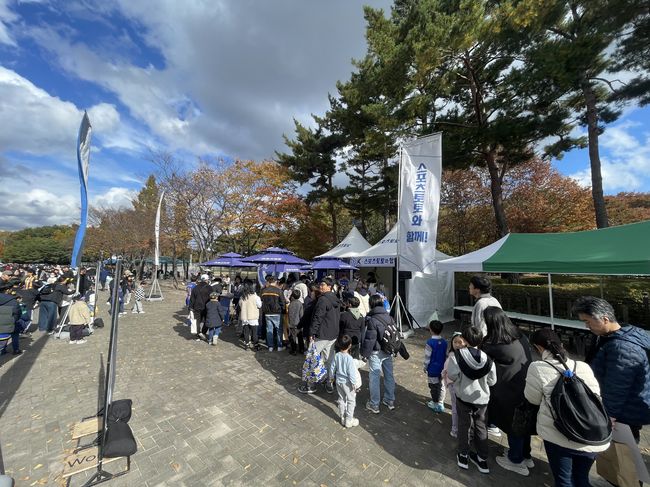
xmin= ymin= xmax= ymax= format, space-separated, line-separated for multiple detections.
xmin=485 ymin=151 xmax=509 ymax=237
xmin=327 ymin=175 xmax=338 ymax=244
xmin=581 ymin=81 xmax=609 ymax=228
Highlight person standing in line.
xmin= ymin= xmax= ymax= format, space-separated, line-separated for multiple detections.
xmin=360 ymin=294 xmax=397 ymax=413
xmin=423 ymin=320 xmax=448 ymax=413
xmin=576 ymin=296 xmax=650 ymax=444
xmin=329 ymin=335 xmax=361 ymax=428
xmin=468 ymin=274 xmax=502 ymax=437
xmin=525 ymin=328 xmax=610 ymax=486
xmin=287 ymin=289 xmax=304 ymax=355
xmin=442 ymin=332 xmax=467 ymax=438
xmin=299 ymin=278 xmax=340 ymax=394
xmin=189 ymin=274 xmax=212 ymax=341
xmin=205 ymin=292 xmax=225 ymax=347
xmin=339 ymin=296 xmax=364 ymax=359
xmin=481 ymin=307 xmax=534 ymax=476
xmin=447 ymin=326 xmax=497 ymax=474
xmin=260 ymin=276 xmax=286 ymax=351
xmin=240 ymin=281 xmax=262 ymax=351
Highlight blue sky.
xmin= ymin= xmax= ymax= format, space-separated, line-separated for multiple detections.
xmin=0 ymin=0 xmax=648 ymax=231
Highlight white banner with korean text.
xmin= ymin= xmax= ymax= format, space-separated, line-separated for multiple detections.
xmin=397 ymin=133 xmax=442 ymax=274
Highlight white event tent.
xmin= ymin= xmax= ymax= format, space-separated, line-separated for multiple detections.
xmin=343 ymin=224 xmax=455 ymax=324
xmin=317 ymin=226 xmax=372 ymax=258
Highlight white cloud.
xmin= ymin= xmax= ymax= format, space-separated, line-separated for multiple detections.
xmin=0 ymin=0 xmax=17 ymax=46
xmin=569 ymin=122 xmax=650 ymax=192
xmin=0 ymin=66 xmax=142 ymax=156
xmin=0 ymin=155 xmax=138 ymax=230
xmin=21 ymin=0 xmax=392 ymax=159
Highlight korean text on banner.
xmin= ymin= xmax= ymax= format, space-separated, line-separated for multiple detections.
xmin=397 ymin=133 xmax=442 ymax=274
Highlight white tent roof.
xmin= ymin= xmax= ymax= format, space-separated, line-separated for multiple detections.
xmin=317 ymin=226 xmax=372 ymax=258
xmin=436 ymin=235 xmax=509 ymax=272
xmin=357 ymin=224 xmax=451 ymax=260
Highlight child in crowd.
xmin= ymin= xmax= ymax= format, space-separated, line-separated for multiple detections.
xmin=287 ymin=289 xmax=303 ymax=355
xmin=329 ymin=335 xmax=361 ymax=428
xmin=205 ymin=292 xmax=225 ymax=346
xmin=423 ymin=320 xmax=448 ymax=413
xmin=68 ymin=295 xmax=91 ymax=344
xmin=132 ymin=281 xmax=146 ymax=314
xmin=442 ymin=332 xmax=466 ymax=438
xmin=447 ymin=326 xmax=497 ymax=474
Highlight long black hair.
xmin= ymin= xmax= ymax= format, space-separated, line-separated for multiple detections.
xmin=530 ymin=328 xmax=568 ymax=362
xmin=482 ymin=306 xmax=521 ymax=345
xmin=240 ymin=281 xmax=256 ymax=301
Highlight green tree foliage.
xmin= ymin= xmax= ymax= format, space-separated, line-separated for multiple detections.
xmin=509 ymin=0 xmax=648 ymax=228
xmin=276 ymin=120 xmax=345 ymax=244
xmin=3 ymin=225 xmax=75 ymax=263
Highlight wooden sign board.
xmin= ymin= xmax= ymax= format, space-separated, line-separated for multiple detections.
xmin=62 ymin=448 xmax=118 ymax=478
xmin=71 ymin=417 xmax=103 ymax=440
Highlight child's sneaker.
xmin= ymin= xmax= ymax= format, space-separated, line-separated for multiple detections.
xmin=345 ymin=418 xmax=359 ymax=428
xmin=298 ymin=384 xmax=316 ymax=394
xmin=457 ymin=453 xmax=469 ymax=470
xmin=450 ymin=430 xmax=457 ymax=438
xmin=469 ymin=452 xmax=489 ymax=474
xmin=426 ymin=400 xmax=437 ymax=411
xmin=434 ymin=403 xmax=445 ymax=413
xmin=325 ymin=382 xmax=335 ymax=394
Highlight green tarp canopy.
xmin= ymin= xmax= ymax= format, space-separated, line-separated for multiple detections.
xmin=438 ymin=220 xmax=650 ymax=275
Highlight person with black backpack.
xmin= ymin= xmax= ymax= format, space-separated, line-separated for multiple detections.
xmin=525 ymin=329 xmax=610 ymax=487
xmin=360 ymin=294 xmax=398 ymax=414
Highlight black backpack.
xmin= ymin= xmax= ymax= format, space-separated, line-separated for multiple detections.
xmin=544 ymin=359 xmax=612 ymax=446
xmin=372 ymin=315 xmax=401 ymax=357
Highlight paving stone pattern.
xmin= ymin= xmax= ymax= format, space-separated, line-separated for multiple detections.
xmin=1 ymin=284 xmax=648 ymax=486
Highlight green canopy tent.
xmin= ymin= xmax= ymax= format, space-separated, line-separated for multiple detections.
xmin=437 ymin=220 xmax=650 ymax=328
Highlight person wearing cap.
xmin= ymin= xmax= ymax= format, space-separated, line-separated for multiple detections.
xmin=189 ymin=274 xmax=212 ymax=340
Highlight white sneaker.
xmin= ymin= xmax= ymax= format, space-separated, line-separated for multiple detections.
xmin=277 ymin=347 xmax=284 ymax=351
xmin=496 ymin=455 xmax=529 ymax=476
xmin=76 ymin=339 xmax=87 ymax=344
xmin=69 ymin=340 xmax=77 ymax=344
xmin=345 ymin=418 xmax=359 ymax=428
xmin=503 ymin=449 xmax=535 ymax=469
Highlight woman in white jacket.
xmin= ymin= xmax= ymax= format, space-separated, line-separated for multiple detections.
xmin=524 ymin=329 xmax=609 ymax=487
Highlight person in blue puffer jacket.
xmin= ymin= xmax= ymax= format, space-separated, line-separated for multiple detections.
xmin=574 ymin=296 xmax=650 ymax=444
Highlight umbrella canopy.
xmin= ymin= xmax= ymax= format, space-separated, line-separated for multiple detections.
xmin=200 ymin=252 xmax=257 ymax=267
xmin=308 ymin=257 xmax=358 ymax=271
xmin=241 ymin=247 xmax=309 ymax=265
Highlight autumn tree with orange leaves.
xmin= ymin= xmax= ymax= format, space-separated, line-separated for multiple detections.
xmin=438 ymin=159 xmax=595 ymax=256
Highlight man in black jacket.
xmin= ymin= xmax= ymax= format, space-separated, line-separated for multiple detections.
xmin=299 ymin=277 xmax=341 ymax=394
xmin=0 ymin=282 xmax=22 ymax=355
xmin=37 ymin=276 xmax=74 ymax=333
xmin=260 ymin=276 xmax=286 ymax=351
xmin=189 ymin=274 xmax=212 ymax=341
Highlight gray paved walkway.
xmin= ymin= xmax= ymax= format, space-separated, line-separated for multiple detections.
xmin=0 ymin=285 xmax=647 ymax=486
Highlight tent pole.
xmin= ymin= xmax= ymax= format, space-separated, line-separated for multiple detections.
xmin=600 ymin=277 xmax=604 ymax=298
xmin=548 ymin=273 xmax=555 ymax=331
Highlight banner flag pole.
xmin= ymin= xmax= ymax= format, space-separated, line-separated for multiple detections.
xmin=71 ymin=111 xmax=92 ymax=271
xmin=147 ymin=191 xmax=165 ymax=301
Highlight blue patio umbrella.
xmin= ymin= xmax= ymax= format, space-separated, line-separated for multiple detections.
xmin=308 ymin=258 xmax=358 ymax=271
xmin=200 ymin=252 xmax=257 ymax=267
xmin=241 ymin=247 xmax=309 ymax=266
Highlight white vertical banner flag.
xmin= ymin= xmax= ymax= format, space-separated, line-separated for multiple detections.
xmin=397 ymin=133 xmax=442 ymax=274
xmin=154 ymin=191 xmax=165 ymax=267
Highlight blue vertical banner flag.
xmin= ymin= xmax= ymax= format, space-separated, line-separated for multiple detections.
xmin=71 ymin=111 xmax=92 ymax=268
xmin=397 ymin=133 xmax=442 ymax=274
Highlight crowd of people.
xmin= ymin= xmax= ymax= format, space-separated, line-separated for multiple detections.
xmin=0 ymin=263 xmax=149 ymax=352
xmin=2 ymin=262 xmax=649 ymax=486
xmin=185 ymin=271 xmax=650 ymax=485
